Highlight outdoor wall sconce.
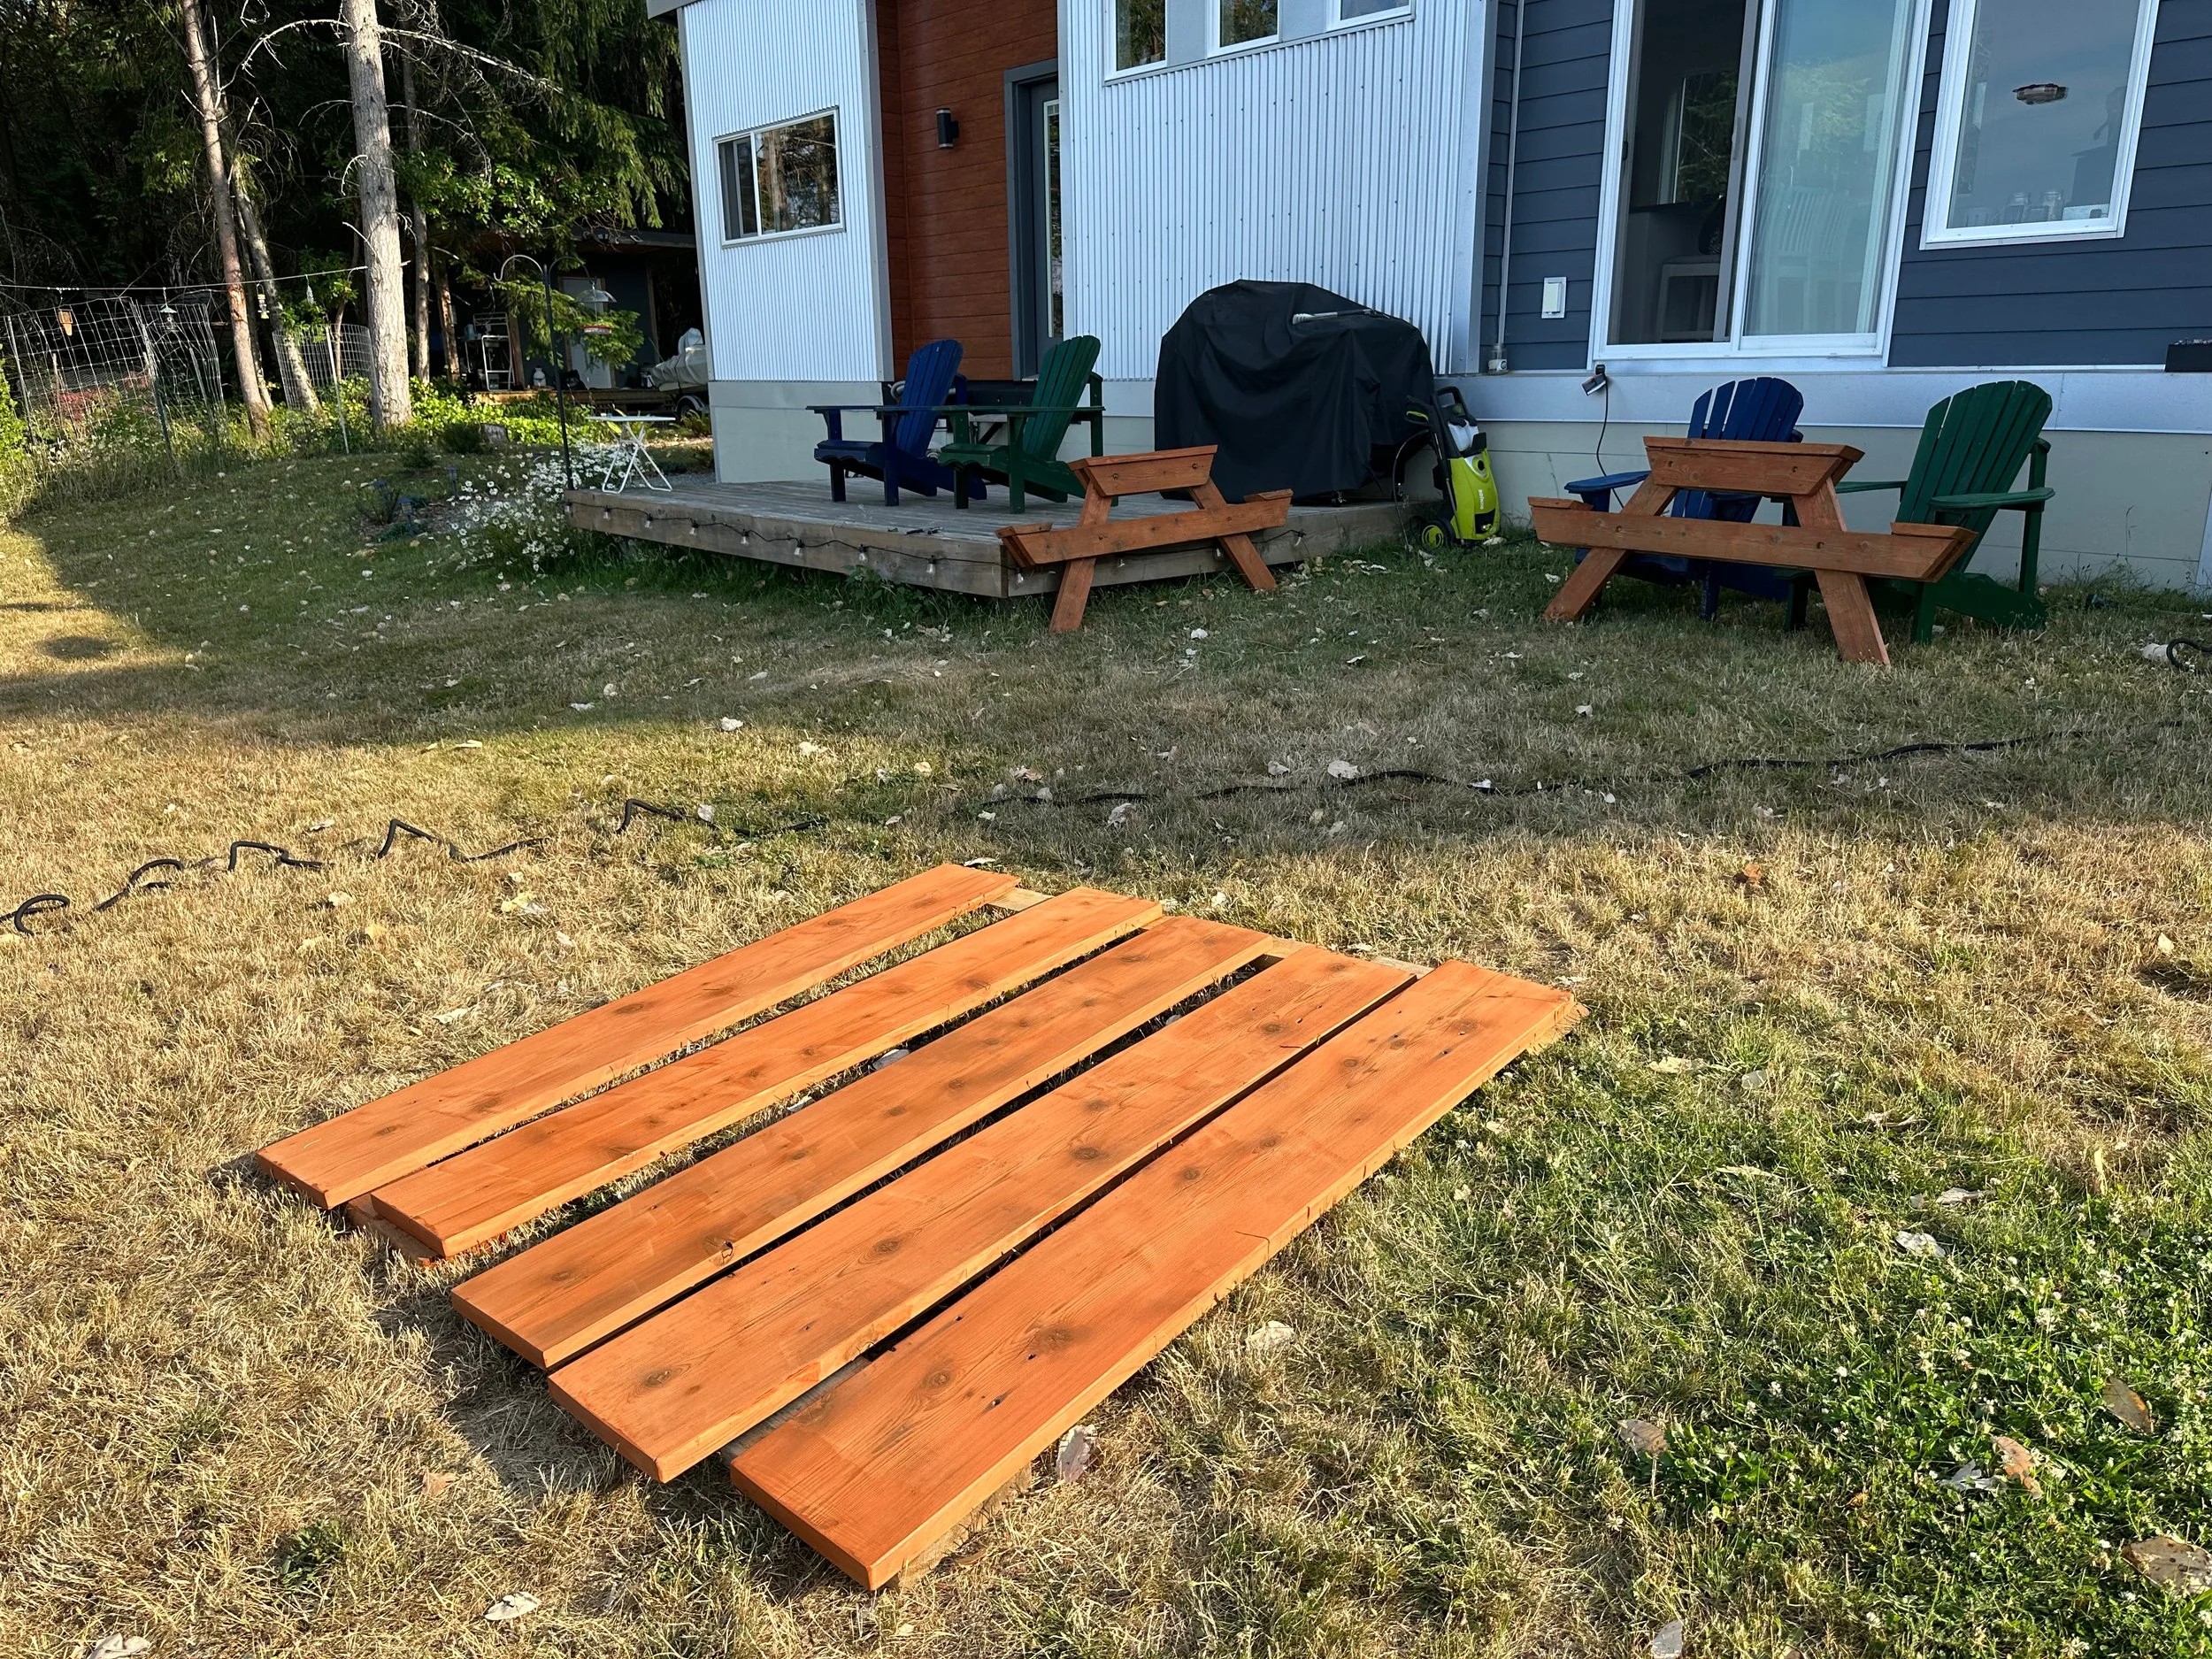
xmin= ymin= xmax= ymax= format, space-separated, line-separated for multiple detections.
xmin=936 ymin=107 xmax=959 ymax=148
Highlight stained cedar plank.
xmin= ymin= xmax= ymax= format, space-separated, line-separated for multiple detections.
xmin=257 ymin=864 xmax=1018 ymax=1209
xmin=731 ymin=962 xmax=1584 ymax=1589
xmin=457 ymin=915 xmax=1276 ymax=1369
xmin=368 ymin=888 xmax=1158 ymax=1258
xmin=548 ymin=949 xmax=1409 ymax=1477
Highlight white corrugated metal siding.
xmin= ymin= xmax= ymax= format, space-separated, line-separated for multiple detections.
xmin=1060 ymin=3 xmax=1490 ymax=380
xmin=680 ymin=0 xmax=888 ymax=384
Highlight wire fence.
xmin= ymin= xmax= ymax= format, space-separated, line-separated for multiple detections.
xmin=0 ymin=288 xmax=396 ymax=504
xmin=273 ymin=322 xmax=372 ymax=407
xmin=0 ymin=293 xmax=231 ymax=473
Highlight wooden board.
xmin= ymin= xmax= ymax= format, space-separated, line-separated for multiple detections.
xmin=728 ymin=962 xmax=1583 ymax=1589
xmin=366 ymin=888 xmax=1159 ymax=1258
xmin=998 ymin=495 xmax=1294 ymax=568
xmin=547 ymin=949 xmax=1409 ymax=1477
xmin=1640 ymin=435 xmax=1865 ymax=496
xmin=456 ymin=916 xmax=1276 ymax=1369
xmin=255 ymin=864 xmax=1018 ymax=1209
xmin=1529 ymin=499 xmax=1970 ymax=581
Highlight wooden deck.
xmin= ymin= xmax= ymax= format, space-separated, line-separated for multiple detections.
xmin=258 ymin=867 xmax=1582 ymax=1590
xmin=564 ymin=478 xmax=1402 ymax=598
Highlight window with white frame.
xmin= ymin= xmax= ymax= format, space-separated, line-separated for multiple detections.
xmin=716 ymin=111 xmax=841 ymax=243
xmin=1922 ymin=0 xmax=2158 ymax=245
xmin=1600 ymin=0 xmax=1925 ymax=353
xmin=1334 ymin=0 xmax=1410 ymax=19
xmin=1114 ymin=0 xmax=1166 ymax=71
xmin=1214 ymin=0 xmax=1278 ymax=51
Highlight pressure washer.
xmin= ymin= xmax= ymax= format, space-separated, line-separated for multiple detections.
xmin=1395 ymin=382 xmax=1500 ymax=551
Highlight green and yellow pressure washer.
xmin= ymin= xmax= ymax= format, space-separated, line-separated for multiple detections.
xmin=1396 ymin=383 xmax=1500 ymax=551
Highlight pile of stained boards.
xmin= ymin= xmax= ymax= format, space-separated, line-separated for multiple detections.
xmin=257 ymin=866 xmax=1582 ymax=1589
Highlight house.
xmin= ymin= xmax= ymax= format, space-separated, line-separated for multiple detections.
xmin=646 ymin=0 xmax=2212 ymax=593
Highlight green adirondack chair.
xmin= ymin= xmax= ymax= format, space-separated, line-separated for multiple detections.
xmin=1835 ymin=380 xmax=2055 ymax=645
xmin=941 ymin=335 xmax=1105 ymax=512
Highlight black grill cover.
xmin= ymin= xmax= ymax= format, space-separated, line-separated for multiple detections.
xmin=1154 ymin=280 xmax=1435 ymax=503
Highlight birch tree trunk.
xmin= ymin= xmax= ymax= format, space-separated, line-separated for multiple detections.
xmin=341 ymin=0 xmax=411 ymax=428
xmin=399 ymin=51 xmax=431 ymax=383
xmin=178 ymin=0 xmax=272 ymax=440
xmin=227 ymin=142 xmax=319 ymax=415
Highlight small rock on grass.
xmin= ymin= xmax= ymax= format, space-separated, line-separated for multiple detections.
xmin=2123 ymin=1536 xmax=2212 ymax=1595
xmin=1618 ymin=1418 xmax=1667 ymax=1458
xmin=1056 ymin=1425 xmax=1096 ymax=1484
xmin=1895 ymin=1230 xmax=1946 ymax=1259
xmin=483 ymin=1592 xmax=540 ymax=1623
xmin=2104 ymin=1376 xmax=2159 ymax=1433
xmin=1245 ymin=1321 xmax=1297 ymax=1356
xmin=85 ymin=1640 xmax=151 ymax=1659
xmin=1649 ymin=1617 xmax=1686 ymax=1658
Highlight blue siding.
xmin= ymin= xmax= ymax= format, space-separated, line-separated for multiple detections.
xmin=1890 ymin=0 xmax=2212 ymax=367
xmin=1479 ymin=0 xmax=1611 ymax=371
xmin=1482 ymin=0 xmax=2212 ymax=372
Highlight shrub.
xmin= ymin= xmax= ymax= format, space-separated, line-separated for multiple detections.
xmin=395 ymin=424 xmax=440 ymax=470
xmin=440 ymin=420 xmax=488 ymax=455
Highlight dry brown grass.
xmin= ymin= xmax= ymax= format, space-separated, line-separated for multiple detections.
xmin=4 ymin=455 xmax=2210 ymax=1658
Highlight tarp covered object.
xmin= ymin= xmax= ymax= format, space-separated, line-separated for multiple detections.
xmin=1153 ymin=280 xmax=1435 ymax=503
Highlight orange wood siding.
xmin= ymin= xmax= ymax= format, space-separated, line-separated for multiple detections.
xmin=875 ymin=0 xmax=1057 ymax=377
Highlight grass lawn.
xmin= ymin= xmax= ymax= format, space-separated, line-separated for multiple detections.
xmin=4 ymin=449 xmax=2211 ymax=1659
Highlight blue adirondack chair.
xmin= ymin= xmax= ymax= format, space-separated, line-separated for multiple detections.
xmin=810 ymin=338 xmax=981 ymax=506
xmin=1563 ymin=377 xmax=1806 ymax=621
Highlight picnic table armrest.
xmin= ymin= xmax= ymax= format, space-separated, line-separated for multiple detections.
xmin=1929 ymin=487 xmax=2055 ymax=511
xmin=1834 ymin=478 xmax=1907 ymax=495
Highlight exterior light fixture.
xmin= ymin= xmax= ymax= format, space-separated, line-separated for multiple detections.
xmin=936 ymin=107 xmax=959 ymax=148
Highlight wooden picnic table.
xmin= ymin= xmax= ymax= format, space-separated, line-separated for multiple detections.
xmin=1530 ymin=437 xmax=1979 ymax=666
xmin=996 ymin=445 xmax=1291 ymax=632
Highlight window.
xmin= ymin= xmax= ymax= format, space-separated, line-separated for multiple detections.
xmin=1601 ymin=0 xmax=1924 ymax=352
xmin=1215 ymin=0 xmax=1278 ymax=51
xmin=1922 ymin=0 xmax=2157 ymax=245
xmin=1114 ymin=0 xmax=1165 ymax=71
xmin=1335 ymin=0 xmax=1410 ymax=19
xmin=716 ymin=111 xmax=841 ymax=243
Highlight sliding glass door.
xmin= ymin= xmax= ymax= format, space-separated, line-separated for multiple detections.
xmin=1606 ymin=0 xmax=1924 ymax=353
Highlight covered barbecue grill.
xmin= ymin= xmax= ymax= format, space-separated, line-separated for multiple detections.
xmin=1153 ymin=280 xmax=1436 ymax=503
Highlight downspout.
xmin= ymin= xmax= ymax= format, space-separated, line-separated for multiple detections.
xmin=1486 ymin=0 xmax=1526 ymax=373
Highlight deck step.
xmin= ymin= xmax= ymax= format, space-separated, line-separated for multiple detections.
xmin=457 ymin=916 xmax=1276 ymax=1369
xmin=366 ymin=887 xmax=1158 ymax=1258
xmin=728 ymin=963 xmax=1583 ymax=1589
xmin=256 ymin=864 xmax=1017 ymax=1209
xmin=547 ymin=948 xmax=1409 ymax=1476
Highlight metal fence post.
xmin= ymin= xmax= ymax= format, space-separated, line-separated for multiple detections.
xmin=131 ymin=302 xmax=179 ymax=479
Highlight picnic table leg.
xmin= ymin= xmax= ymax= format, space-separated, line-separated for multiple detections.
xmin=1544 ymin=548 xmax=1631 ymax=620
xmin=1049 ymin=558 xmax=1097 ymax=633
xmin=1814 ymin=571 xmax=1891 ymax=666
xmin=1190 ymin=480 xmax=1279 ymax=593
